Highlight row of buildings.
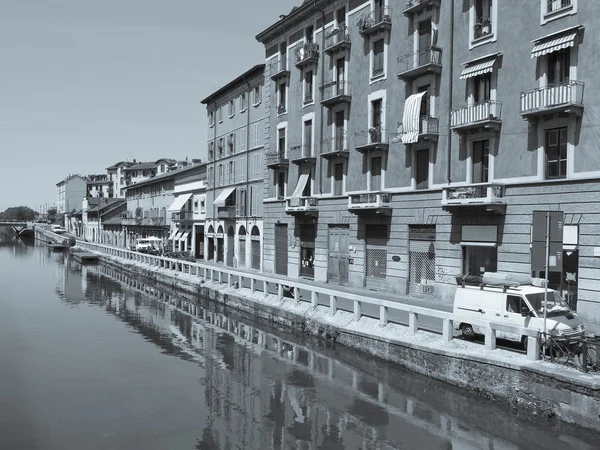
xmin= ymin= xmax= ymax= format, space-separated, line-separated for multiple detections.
xmin=58 ymin=0 xmax=600 ymax=323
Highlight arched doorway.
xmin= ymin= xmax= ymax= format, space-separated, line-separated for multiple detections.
xmin=207 ymin=225 xmax=215 ymax=261
xmin=251 ymin=226 xmax=261 ymax=270
xmin=238 ymin=226 xmax=246 ymax=268
xmin=226 ymin=226 xmax=235 ymax=266
xmin=217 ymin=225 xmax=224 ymax=263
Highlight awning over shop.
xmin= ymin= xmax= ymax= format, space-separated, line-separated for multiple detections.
xmin=179 ymin=231 xmax=190 ymax=242
xmin=400 ymin=92 xmax=426 ymax=144
xmin=168 ymin=192 xmax=192 ymax=212
xmin=291 ymin=167 xmax=311 ymax=198
xmin=168 ymin=229 xmax=179 ymax=240
xmin=531 ymin=27 xmax=580 ymax=58
xmin=213 ymin=187 xmax=236 ymax=207
xmin=172 ymin=231 xmax=183 ymax=241
xmin=459 ymin=53 xmax=501 ymax=79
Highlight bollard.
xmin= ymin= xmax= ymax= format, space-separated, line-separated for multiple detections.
xmin=409 ymin=312 xmax=417 ymax=334
xmin=485 ymin=328 xmax=497 ymax=350
xmin=353 ymin=300 xmax=361 ymax=321
xmin=379 ymin=305 xmax=388 ymax=327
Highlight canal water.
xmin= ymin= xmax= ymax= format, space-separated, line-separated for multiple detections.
xmin=0 ymin=227 xmax=598 ymax=450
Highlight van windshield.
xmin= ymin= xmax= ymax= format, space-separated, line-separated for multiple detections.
xmin=525 ymin=291 xmax=571 ymax=317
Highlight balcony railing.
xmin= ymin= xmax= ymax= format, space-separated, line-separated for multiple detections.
xmin=397 ymin=116 xmax=439 ymax=141
xmin=348 ymin=193 xmax=391 ymax=214
xmin=450 ymin=100 xmax=502 ymax=132
xmin=321 ymin=81 xmax=352 ymax=106
xmin=171 ymin=211 xmax=195 ymax=221
xmin=266 ymin=151 xmax=289 ymax=169
xmin=520 ymin=81 xmax=584 ymax=118
xmin=547 ymin=0 xmax=572 ymax=13
xmin=357 ymin=6 xmax=392 ymax=35
xmin=354 ymin=127 xmax=389 ymax=152
xmin=473 ymin=18 xmax=493 ymax=40
xmin=321 ymin=136 xmax=349 ymax=158
xmin=217 ymin=206 xmax=236 ymax=219
xmin=285 ymin=197 xmax=318 ymax=215
xmin=402 ymin=0 xmax=441 ymax=16
xmin=277 ymin=103 xmax=287 ymax=115
xmin=270 ymin=57 xmax=290 ymax=80
xmin=324 ymin=26 xmax=351 ymax=53
xmin=291 ymin=144 xmax=316 ymax=165
xmin=122 ymin=216 xmax=167 ymax=226
xmin=441 ymin=183 xmax=506 ymax=211
xmin=304 ymin=91 xmax=314 ymax=105
xmin=397 ymin=46 xmax=442 ymax=80
xmin=295 ymin=42 xmax=320 ymax=67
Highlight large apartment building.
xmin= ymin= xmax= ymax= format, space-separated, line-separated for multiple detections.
xmin=256 ymin=0 xmax=600 ymax=322
xmin=201 ymin=65 xmax=266 ymax=270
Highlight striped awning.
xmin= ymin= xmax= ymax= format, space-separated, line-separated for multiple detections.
xmin=531 ymin=30 xmax=579 ymax=58
xmin=459 ymin=56 xmax=498 ymax=79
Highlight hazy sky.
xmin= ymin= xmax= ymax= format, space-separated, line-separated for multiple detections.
xmin=0 ymin=0 xmax=299 ymax=211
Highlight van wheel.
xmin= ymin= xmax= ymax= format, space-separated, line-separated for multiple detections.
xmin=520 ymin=336 xmax=528 ymax=351
xmin=461 ymin=324 xmax=475 ymax=339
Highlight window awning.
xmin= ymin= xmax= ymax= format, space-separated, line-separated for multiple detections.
xmin=168 ymin=229 xmax=178 ymax=240
xmin=400 ymin=92 xmax=427 ymax=144
xmin=168 ymin=192 xmax=192 ymax=212
xmin=172 ymin=231 xmax=183 ymax=241
xmin=213 ymin=187 xmax=236 ymax=207
xmin=291 ymin=167 xmax=311 ymax=198
xmin=531 ymin=28 xmax=580 ymax=58
xmin=460 ymin=242 xmax=497 ymax=247
xmin=459 ymin=54 xmax=500 ymax=79
xmin=179 ymin=231 xmax=190 ymax=242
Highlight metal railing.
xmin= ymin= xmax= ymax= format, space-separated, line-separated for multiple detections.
xmin=277 ymin=103 xmax=287 ymax=115
xmin=304 ymin=91 xmax=314 ymax=104
xmin=295 ymin=42 xmax=320 ymax=65
xmin=397 ymin=46 xmax=442 ymax=74
xmin=321 ymin=136 xmax=347 ymax=154
xmin=354 ymin=128 xmax=389 ymax=147
xmin=349 ymin=192 xmax=390 ymax=207
xmin=286 ymin=197 xmax=318 ymax=210
xmin=520 ymin=81 xmax=584 ymax=114
xmin=266 ymin=151 xmax=288 ymax=166
xmin=397 ymin=116 xmax=439 ymax=136
xmin=324 ymin=26 xmax=351 ymax=50
xmin=217 ymin=206 xmax=236 ymax=219
xmin=294 ymin=144 xmax=314 ymax=160
xmin=269 ymin=57 xmax=289 ymax=77
xmin=357 ymin=6 xmax=392 ymax=33
xmin=171 ymin=211 xmax=194 ymax=221
xmin=451 ymin=100 xmax=502 ymax=127
xmin=441 ymin=183 xmax=505 ymax=204
xmin=321 ymin=81 xmax=351 ymax=102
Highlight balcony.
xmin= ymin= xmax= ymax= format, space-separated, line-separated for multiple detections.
xmin=295 ymin=42 xmax=320 ymax=68
xmin=171 ymin=211 xmax=195 ymax=221
xmin=348 ymin=193 xmax=391 ymax=215
xmin=321 ymin=136 xmax=349 ymax=159
xmin=402 ymin=0 xmax=441 ymax=16
xmin=354 ymin=128 xmax=389 ymax=152
xmin=397 ymin=116 xmax=439 ymax=142
xmin=321 ymin=81 xmax=352 ymax=107
xmin=520 ymin=81 xmax=584 ymax=119
xmin=277 ymin=103 xmax=287 ymax=116
xmin=291 ymin=145 xmax=316 ymax=165
xmin=357 ymin=6 xmax=392 ymax=36
xmin=397 ymin=47 xmax=442 ymax=81
xmin=266 ymin=151 xmax=289 ymax=170
xmin=442 ymin=183 xmax=506 ymax=213
xmin=270 ymin=57 xmax=290 ymax=80
xmin=217 ymin=206 xmax=236 ymax=220
xmin=122 ymin=216 xmax=167 ymax=226
xmin=303 ymin=91 xmax=314 ymax=105
xmin=450 ymin=100 xmax=502 ymax=134
xmin=324 ymin=27 xmax=351 ymax=54
xmin=285 ymin=197 xmax=318 ymax=215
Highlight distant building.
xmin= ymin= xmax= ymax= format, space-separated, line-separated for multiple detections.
xmin=105 ymin=161 xmax=134 ymax=198
xmin=56 ymin=174 xmax=87 ymax=214
xmin=86 ymin=174 xmax=111 ymax=198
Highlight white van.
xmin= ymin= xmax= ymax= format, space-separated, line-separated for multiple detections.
xmin=453 ymin=273 xmax=584 ymax=347
xmin=51 ymin=224 xmax=66 ymax=234
xmin=135 ymin=237 xmax=163 ymax=254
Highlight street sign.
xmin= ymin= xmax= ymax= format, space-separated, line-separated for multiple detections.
xmin=532 ymin=211 xmax=563 ymax=243
xmin=531 ymin=241 xmax=563 ymax=272
xmin=531 ymin=211 xmax=564 ymax=272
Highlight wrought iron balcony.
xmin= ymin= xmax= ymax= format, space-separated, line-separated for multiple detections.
xmin=441 ymin=183 xmax=506 ymax=213
xmin=295 ymin=42 xmax=320 ymax=68
xmin=171 ymin=211 xmax=195 ymax=221
xmin=321 ymin=81 xmax=352 ymax=107
xmin=450 ymin=100 xmax=502 ymax=133
xmin=354 ymin=127 xmax=389 ymax=152
xmin=291 ymin=144 xmax=316 ymax=165
xmin=121 ymin=216 xmax=167 ymax=226
xmin=324 ymin=27 xmax=351 ymax=53
xmin=357 ymin=6 xmax=392 ymax=36
xmin=270 ymin=57 xmax=290 ymax=80
xmin=321 ymin=136 xmax=349 ymax=159
xmin=348 ymin=193 xmax=391 ymax=215
xmin=217 ymin=206 xmax=236 ymax=219
xmin=396 ymin=116 xmax=439 ymax=142
xmin=397 ymin=47 xmax=442 ymax=81
xmin=520 ymin=81 xmax=584 ymax=119
xmin=285 ymin=197 xmax=318 ymax=215
xmin=402 ymin=0 xmax=441 ymax=16
xmin=266 ymin=151 xmax=289 ymax=170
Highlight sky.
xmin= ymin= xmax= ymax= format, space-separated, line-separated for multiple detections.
xmin=0 ymin=0 xmax=300 ymax=212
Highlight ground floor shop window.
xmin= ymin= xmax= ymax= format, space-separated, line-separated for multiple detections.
xmin=463 ymin=245 xmax=497 ymax=277
xmin=533 ymin=250 xmax=579 ymax=310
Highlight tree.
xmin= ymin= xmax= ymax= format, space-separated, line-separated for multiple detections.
xmin=0 ymin=206 xmax=37 ymax=221
xmin=47 ymin=207 xmax=57 ymax=222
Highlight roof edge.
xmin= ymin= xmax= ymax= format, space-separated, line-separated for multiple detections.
xmin=200 ymin=64 xmax=265 ymax=105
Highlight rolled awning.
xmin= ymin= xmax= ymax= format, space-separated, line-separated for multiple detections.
xmin=531 ymin=28 xmax=579 ymax=58
xmin=168 ymin=192 xmax=192 ymax=212
xmin=459 ymin=54 xmax=500 ymax=79
xmin=291 ymin=167 xmax=311 ymax=198
xmin=400 ymin=92 xmax=426 ymax=144
xmin=213 ymin=187 xmax=236 ymax=207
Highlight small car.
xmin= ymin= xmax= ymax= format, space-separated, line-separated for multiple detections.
xmin=51 ymin=225 xmax=66 ymax=234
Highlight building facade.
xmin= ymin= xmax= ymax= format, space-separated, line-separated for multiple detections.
xmin=256 ymin=0 xmax=600 ymax=322
xmin=106 ymin=161 xmax=134 ymax=198
xmin=86 ymin=174 xmax=112 ymax=198
xmin=201 ymin=65 xmax=266 ymax=270
xmin=56 ymin=174 xmax=87 ymax=214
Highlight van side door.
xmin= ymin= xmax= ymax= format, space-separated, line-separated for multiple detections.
xmin=502 ymin=295 xmax=531 ymax=342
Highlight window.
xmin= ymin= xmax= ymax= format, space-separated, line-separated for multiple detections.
xmin=253 ymin=122 xmax=261 ymax=148
xmin=278 ymin=127 xmax=286 ymax=157
xmin=228 ymin=100 xmax=235 ymax=117
xmin=547 ymin=0 xmax=572 ymax=13
xmin=304 ymin=119 xmax=313 ymax=157
xmin=370 ymin=156 xmax=382 ymax=191
xmin=194 ymin=198 xmax=199 ymax=214
xmin=334 ymin=110 xmax=345 ymax=150
xmin=415 ymin=149 xmax=429 ymax=190
xmin=371 ymin=99 xmax=383 ymax=139
xmin=472 ymin=139 xmax=490 ymax=183
xmin=253 ymin=85 xmax=262 ymax=106
xmin=209 ymin=111 xmax=215 ymax=127
xmin=548 ymin=48 xmax=570 ymax=85
xmin=542 ymin=0 xmax=576 ymax=24
xmin=218 ymin=107 xmax=223 ymax=122
xmin=372 ymin=38 xmax=384 ymax=78
xmin=228 ymin=160 xmax=235 ymax=184
xmin=278 ymin=82 xmax=287 ymax=114
xmin=276 ymin=171 xmax=286 ymax=199
xmin=507 ymin=295 xmax=528 ymax=314
xmin=336 ymin=7 xmax=346 ymax=29
xmin=304 ymin=70 xmax=314 ymax=104
xmin=474 ymin=0 xmax=493 ymax=39
xmin=251 ymin=186 xmax=259 ymax=216
xmin=239 ymin=156 xmax=247 ymax=182
xmin=200 ymin=199 xmax=205 ymax=214
xmin=418 ymin=85 xmax=431 ymax=118
xmin=305 ymin=25 xmax=314 ymax=43
xmin=334 ymin=162 xmax=344 ymax=196
xmin=239 ymin=93 xmax=247 ymax=112
xmin=253 ymin=153 xmax=260 ymax=179
xmin=238 ymin=189 xmax=246 ymax=216
xmin=473 ymin=73 xmax=491 ymax=103
xmin=208 ymin=167 xmax=214 ymax=187
xmin=218 ymin=164 xmax=223 ymax=186
xmin=218 ymin=138 xmax=224 ymax=158
xmin=228 ymin=133 xmax=235 ymax=154
xmin=546 ymin=127 xmax=567 ymax=179
xmin=463 ymin=246 xmax=497 ymax=277
xmin=240 ymin=127 xmax=247 ymax=152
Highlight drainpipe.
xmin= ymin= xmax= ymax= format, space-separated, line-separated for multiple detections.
xmin=243 ymin=75 xmax=252 ymax=257
xmin=315 ymin=0 xmax=326 ymax=195
xmin=446 ymin=0 xmax=455 ymax=184
xmin=211 ymin=100 xmax=218 ymax=257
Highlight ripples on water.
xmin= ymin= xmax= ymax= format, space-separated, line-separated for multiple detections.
xmin=0 ymin=230 xmax=599 ymax=450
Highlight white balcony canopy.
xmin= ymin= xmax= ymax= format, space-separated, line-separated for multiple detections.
xmin=213 ymin=187 xmax=236 ymax=207
xmin=291 ymin=167 xmax=311 ymax=198
xmin=531 ymin=27 xmax=581 ymax=58
xmin=459 ymin=53 xmax=501 ymax=79
xmin=168 ymin=192 xmax=192 ymax=212
xmin=400 ymin=92 xmax=426 ymax=144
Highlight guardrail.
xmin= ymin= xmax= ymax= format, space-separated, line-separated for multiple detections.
xmin=77 ymin=240 xmax=543 ymax=360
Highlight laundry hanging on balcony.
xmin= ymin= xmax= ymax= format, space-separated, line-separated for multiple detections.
xmin=291 ymin=166 xmax=311 ymax=198
xmin=167 ymin=192 xmax=192 ymax=211
xmin=400 ymin=92 xmax=426 ymax=144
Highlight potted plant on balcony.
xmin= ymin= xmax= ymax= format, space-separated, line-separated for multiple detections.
xmin=368 ymin=127 xmax=381 ymax=143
